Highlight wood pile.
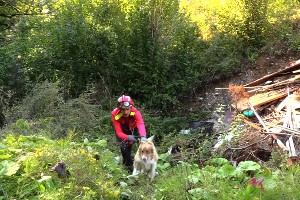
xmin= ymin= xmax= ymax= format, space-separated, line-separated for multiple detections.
xmin=224 ymin=59 xmax=300 ymax=166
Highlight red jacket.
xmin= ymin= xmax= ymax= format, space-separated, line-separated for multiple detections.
xmin=111 ymin=106 xmax=146 ymax=141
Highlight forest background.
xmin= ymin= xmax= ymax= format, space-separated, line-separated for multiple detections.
xmin=0 ymin=0 xmax=300 ymax=199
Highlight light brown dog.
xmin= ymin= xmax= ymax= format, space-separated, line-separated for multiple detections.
xmin=132 ymin=136 xmax=158 ymax=180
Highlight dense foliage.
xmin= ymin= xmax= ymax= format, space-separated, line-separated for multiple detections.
xmin=0 ymin=0 xmax=299 ymax=199
xmin=0 ymin=78 xmax=299 ymax=199
xmin=0 ymin=0 xmax=299 ymax=113
xmin=2 ymin=127 xmax=300 ymax=199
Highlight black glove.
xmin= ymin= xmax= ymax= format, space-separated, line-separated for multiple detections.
xmin=128 ymin=135 xmax=137 ymax=143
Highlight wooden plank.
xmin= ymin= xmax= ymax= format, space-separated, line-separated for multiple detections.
xmin=244 ymin=62 xmax=300 ymax=87
xmin=247 ymin=75 xmax=300 ymax=94
xmin=242 ymin=118 xmax=262 ymax=130
xmin=236 ymin=86 xmax=299 ymax=111
xmin=276 ymin=95 xmax=290 ymax=112
xmin=249 ymin=103 xmax=288 ymax=151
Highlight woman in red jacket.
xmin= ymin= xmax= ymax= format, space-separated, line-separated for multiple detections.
xmin=111 ymin=95 xmax=147 ymax=171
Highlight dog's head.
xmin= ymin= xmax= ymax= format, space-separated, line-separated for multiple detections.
xmin=138 ymin=140 xmax=156 ymax=163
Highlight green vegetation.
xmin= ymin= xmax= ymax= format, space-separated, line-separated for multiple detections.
xmin=0 ymin=83 xmax=299 ymax=199
xmin=1 ymin=0 xmax=299 ymax=112
xmin=2 ymin=130 xmax=300 ymax=199
xmin=0 ymin=0 xmax=300 ymax=199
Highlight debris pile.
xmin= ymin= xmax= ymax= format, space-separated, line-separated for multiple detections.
xmin=222 ymin=59 xmax=300 ymax=166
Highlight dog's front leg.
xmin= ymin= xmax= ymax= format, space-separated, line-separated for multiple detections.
xmin=148 ymin=163 xmax=157 ymax=180
xmin=132 ymin=164 xmax=139 ymax=175
xmin=132 ymin=168 xmax=139 ymax=175
xmin=132 ymin=161 xmax=142 ymax=175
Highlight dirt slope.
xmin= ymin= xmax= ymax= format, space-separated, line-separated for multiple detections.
xmin=197 ymin=51 xmax=300 ymax=113
xmin=195 ymin=50 xmax=300 ymax=164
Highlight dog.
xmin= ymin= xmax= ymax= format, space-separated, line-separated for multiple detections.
xmin=132 ymin=136 xmax=158 ymax=180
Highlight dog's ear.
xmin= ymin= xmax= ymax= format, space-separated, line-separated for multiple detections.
xmin=147 ymin=136 xmax=154 ymax=142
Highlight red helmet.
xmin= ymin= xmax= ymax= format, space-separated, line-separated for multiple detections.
xmin=117 ymin=95 xmax=134 ymax=108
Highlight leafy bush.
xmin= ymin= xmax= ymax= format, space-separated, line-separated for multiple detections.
xmin=5 ymin=81 xmax=107 ymax=139
xmin=0 ymin=134 xmax=123 ymax=199
xmin=2 ymin=131 xmax=300 ymax=199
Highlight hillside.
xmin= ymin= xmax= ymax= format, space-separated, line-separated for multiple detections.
xmin=193 ymin=49 xmax=300 ymax=165
xmin=1 ymin=51 xmax=300 ymax=200
xmin=194 ymin=49 xmax=300 ymax=113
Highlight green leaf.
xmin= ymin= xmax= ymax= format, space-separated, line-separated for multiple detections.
xmin=38 ymin=175 xmax=55 ymax=190
xmin=263 ymin=177 xmax=277 ymax=190
xmin=188 ymin=188 xmax=210 ymax=199
xmin=96 ymin=139 xmax=107 ymax=148
xmin=158 ymin=152 xmax=169 ymax=161
xmin=217 ymin=164 xmax=240 ymax=178
xmin=84 ymin=138 xmax=89 ymax=144
xmin=86 ymin=146 xmax=93 ymax=152
xmin=0 ymin=152 xmax=12 ymax=160
xmin=209 ymin=158 xmax=229 ymax=166
xmin=0 ymin=160 xmax=20 ymax=176
xmin=157 ymin=162 xmax=171 ymax=171
xmin=38 ymin=175 xmax=52 ymax=183
xmin=237 ymin=161 xmax=261 ymax=172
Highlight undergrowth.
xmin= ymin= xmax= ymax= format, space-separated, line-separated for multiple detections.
xmin=2 ymin=81 xmax=300 ymax=199
xmin=2 ymin=131 xmax=300 ymax=199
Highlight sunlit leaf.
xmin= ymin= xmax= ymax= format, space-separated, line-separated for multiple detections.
xmin=263 ymin=177 xmax=277 ymax=190
xmin=188 ymin=188 xmax=209 ymax=199
xmin=86 ymin=145 xmax=93 ymax=152
xmin=5 ymin=135 xmax=16 ymax=145
xmin=8 ymin=148 xmax=23 ymax=153
xmin=0 ymin=153 xmax=12 ymax=160
xmin=84 ymin=138 xmax=89 ymax=144
xmin=96 ymin=139 xmax=107 ymax=148
xmin=38 ymin=175 xmax=52 ymax=182
xmin=0 ymin=160 xmax=20 ymax=176
xmin=38 ymin=176 xmax=55 ymax=189
xmin=18 ymin=155 xmax=29 ymax=162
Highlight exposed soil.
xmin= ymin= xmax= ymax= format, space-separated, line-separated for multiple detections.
xmin=194 ymin=49 xmax=300 ymax=165
xmin=195 ymin=50 xmax=299 ymax=112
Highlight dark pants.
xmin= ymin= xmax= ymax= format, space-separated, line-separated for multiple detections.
xmin=118 ymin=126 xmax=138 ymax=170
xmin=120 ymin=141 xmax=133 ymax=167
